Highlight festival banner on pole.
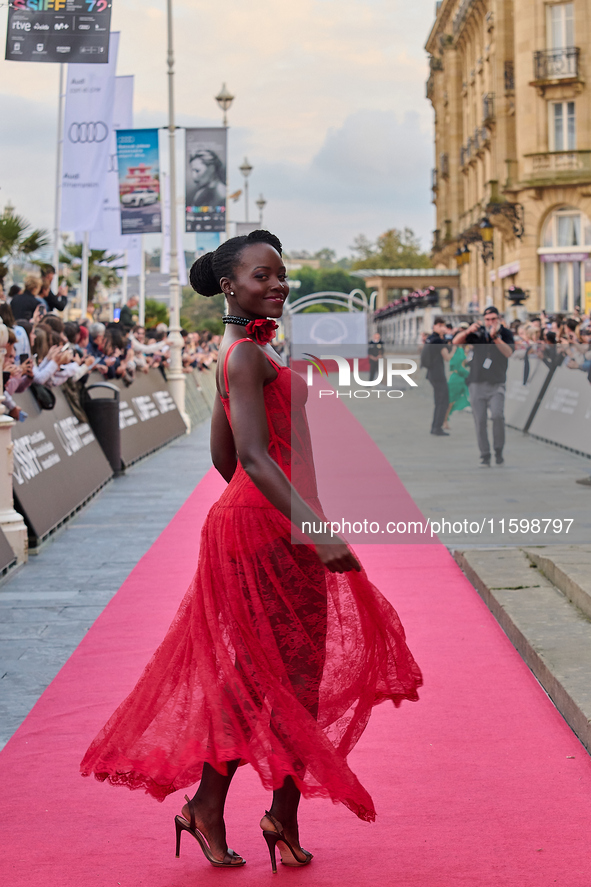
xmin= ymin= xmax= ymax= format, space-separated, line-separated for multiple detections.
xmin=116 ymin=128 xmax=162 ymax=235
xmin=5 ymin=0 xmax=112 ymax=64
xmin=94 ymin=74 xmax=134 ymax=239
xmin=60 ymin=30 xmax=119 ymax=232
xmin=185 ymin=127 xmax=226 ymax=233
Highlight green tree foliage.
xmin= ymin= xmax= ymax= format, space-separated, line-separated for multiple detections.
xmin=144 ymin=299 xmax=169 ymax=328
xmin=0 ymin=209 xmax=50 ymax=281
xmin=351 ymin=227 xmax=431 ymax=270
xmin=288 ymin=266 xmax=365 ymax=300
xmin=181 ymin=288 xmax=225 ymax=333
xmin=60 ymin=240 xmax=125 ymax=304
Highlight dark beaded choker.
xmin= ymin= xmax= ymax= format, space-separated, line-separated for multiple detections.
xmin=222 ymin=315 xmax=251 ymax=327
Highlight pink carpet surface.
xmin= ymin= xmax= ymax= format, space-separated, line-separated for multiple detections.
xmin=2 ymin=398 xmax=591 ymax=886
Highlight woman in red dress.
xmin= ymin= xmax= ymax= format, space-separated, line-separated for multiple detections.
xmin=81 ymin=230 xmax=422 ymax=871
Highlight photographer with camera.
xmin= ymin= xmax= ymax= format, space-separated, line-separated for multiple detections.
xmin=453 ymin=306 xmax=514 ymax=466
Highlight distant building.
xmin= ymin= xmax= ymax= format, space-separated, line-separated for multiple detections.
xmin=426 ymin=0 xmax=591 ymax=316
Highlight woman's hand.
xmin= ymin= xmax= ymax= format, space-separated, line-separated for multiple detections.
xmin=314 ymin=539 xmax=361 ymax=573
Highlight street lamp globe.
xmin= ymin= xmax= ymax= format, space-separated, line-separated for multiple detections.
xmin=256 ymin=194 xmax=267 ymax=225
xmin=215 ymin=83 xmax=234 ymax=126
xmin=239 ymin=157 xmax=253 ymax=179
xmin=479 ymin=216 xmax=494 ymax=243
xmin=239 ymin=158 xmax=254 ymax=222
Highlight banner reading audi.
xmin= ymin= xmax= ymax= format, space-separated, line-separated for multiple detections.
xmin=185 ymin=127 xmax=227 ymax=233
xmin=5 ymin=0 xmax=112 ymax=64
xmin=116 ymin=128 xmax=161 ymax=235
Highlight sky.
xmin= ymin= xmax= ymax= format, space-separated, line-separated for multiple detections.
xmin=0 ymin=0 xmax=437 ymax=259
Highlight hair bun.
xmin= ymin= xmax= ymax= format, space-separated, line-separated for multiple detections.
xmin=189 ymin=252 xmax=220 ymax=297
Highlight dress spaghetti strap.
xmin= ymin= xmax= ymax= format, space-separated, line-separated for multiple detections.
xmin=222 ymin=338 xmax=282 ymax=397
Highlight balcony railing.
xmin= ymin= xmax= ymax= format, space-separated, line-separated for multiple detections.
xmin=533 ymin=47 xmax=580 ymax=81
xmin=523 ymin=150 xmax=591 ymax=182
xmin=482 ymin=92 xmax=495 ymax=123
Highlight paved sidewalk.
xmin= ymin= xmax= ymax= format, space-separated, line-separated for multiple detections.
xmin=0 ymin=421 xmax=213 ymax=749
xmin=341 ymin=362 xmax=591 ymax=547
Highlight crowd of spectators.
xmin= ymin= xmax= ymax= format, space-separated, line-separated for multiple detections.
xmin=510 ymin=309 xmax=591 ymax=376
xmin=420 ymin=307 xmax=591 ymax=378
xmin=0 ymin=272 xmax=220 ymax=423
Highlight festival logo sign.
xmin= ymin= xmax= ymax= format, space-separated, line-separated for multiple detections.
xmin=185 ymin=127 xmax=227 ymax=233
xmin=60 ymin=30 xmax=118 ymax=232
xmin=116 ymin=128 xmax=162 ymax=235
xmin=5 ymin=0 xmax=112 ymax=64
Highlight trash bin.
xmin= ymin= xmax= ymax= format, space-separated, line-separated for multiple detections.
xmin=84 ymin=382 xmax=123 ymax=477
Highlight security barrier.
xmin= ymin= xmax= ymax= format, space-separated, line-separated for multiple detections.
xmin=12 ymin=387 xmax=113 ymax=543
xmin=0 ymin=527 xmax=17 ymax=574
xmin=112 ymin=370 xmax=187 ymax=466
xmin=504 ymin=355 xmax=551 ymax=432
xmin=11 ymin=369 xmax=204 ymax=545
xmin=527 ymin=365 xmax=591 ymax=458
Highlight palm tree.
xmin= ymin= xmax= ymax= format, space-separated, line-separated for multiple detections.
xmin=60 ymin=240 xmax=125 ymax=306
xmin=0 ymin=205 xmax=50 ymax=284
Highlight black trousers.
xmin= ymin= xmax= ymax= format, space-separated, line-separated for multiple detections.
xmin=428 ymin=373 xmax=449 ymax=432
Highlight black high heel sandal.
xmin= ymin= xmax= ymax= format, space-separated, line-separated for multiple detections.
xmin=174 ymin=795 xmax=246 ymax=867
xmin=261 ymin=810 xmax=313 ymax=874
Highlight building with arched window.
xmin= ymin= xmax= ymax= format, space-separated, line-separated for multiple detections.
xmin=426 ymin=0 xmax=591 ymax=316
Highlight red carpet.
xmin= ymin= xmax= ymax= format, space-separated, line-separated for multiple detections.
xmin=2 ymin=402 xmax=591 ymax=885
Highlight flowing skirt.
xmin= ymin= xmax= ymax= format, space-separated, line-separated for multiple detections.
xmin=81 ymin=497 xmax=422 ymax=822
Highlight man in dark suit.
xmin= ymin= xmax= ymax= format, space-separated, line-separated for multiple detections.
xmin=421 ymin=316 xmax=450 ymax=436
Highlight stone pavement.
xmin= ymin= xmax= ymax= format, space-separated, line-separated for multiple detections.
xmin=339 ymin=360 xmax=591 ymax=547
xmin=0 ymin=421 xmax=212 ymax=749
xmin=455 ymin=545 xmax=591 ymax=756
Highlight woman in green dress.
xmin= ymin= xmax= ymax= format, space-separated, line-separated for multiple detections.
xmin=443 ymin=344 xmax=470 ymax=430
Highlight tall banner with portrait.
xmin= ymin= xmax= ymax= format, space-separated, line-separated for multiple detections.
xmin=116 ymin=128 xmax=162 ymax=235
xmin=185 ymin=128 xmax=227 ymax=232
xmin=60 ymin=30 xmax=119 ymax=232
xmin=5 ymin=0 xmax=112 ymax=64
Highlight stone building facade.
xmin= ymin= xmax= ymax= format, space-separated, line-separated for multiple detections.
xmin=426 ymin=0 xmax=591 ymax=316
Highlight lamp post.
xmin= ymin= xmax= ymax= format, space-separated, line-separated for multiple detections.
xmin=256 ymin=193 xmax=267 ymax=226
xmin=165 ymin=0 xmax=188 ymax=428
xmin=215 ymin=83 xmax=234 ymax=238
xmin=239 ymin=157 xmax=253 ymax=222
xmin=479 ymin=216 xmax=494 ymax=264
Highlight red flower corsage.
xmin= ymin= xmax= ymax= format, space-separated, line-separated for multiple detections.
xmin=245 ymin=318 xmax=278 ymax=346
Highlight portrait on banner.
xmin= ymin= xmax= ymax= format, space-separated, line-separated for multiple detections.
xmin=185 ymin=128 xmax=227 ymax=232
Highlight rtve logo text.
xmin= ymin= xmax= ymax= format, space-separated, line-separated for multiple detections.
xmin=304 ymin=354 xmax=418 ymax=399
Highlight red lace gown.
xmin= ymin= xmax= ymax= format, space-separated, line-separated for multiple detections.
xmin=81 ymin=339 xmax=422 ymax=822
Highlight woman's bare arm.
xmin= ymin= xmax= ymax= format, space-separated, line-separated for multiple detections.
xmin=210 ymin=396 xmax=237 ymax=482
xmin=227 ymin=342 xmax=360 ymax=573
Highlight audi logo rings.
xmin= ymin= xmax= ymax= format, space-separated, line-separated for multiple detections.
xmin=68 ymin=122 xmax=109 ymax=144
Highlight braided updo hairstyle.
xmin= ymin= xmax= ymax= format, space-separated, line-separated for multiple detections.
xmin=189 ymin=229 xmax=283 ymax=297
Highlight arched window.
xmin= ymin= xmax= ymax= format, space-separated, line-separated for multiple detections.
xmin=538 ymin=207 xmax=591 ymax=312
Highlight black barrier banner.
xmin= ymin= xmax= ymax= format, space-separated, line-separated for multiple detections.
xmin=109 ymin=370 xmax=186 ymax=465
xmin=5 ymin=1 xmax=112 ymax=64
xmin=504 ymin=354 xmax=550 ymax=431
xmin=528 ymin=365 xmax=591 ymax=457
xmin=12 ymin=387 xmax=112 ymax=541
